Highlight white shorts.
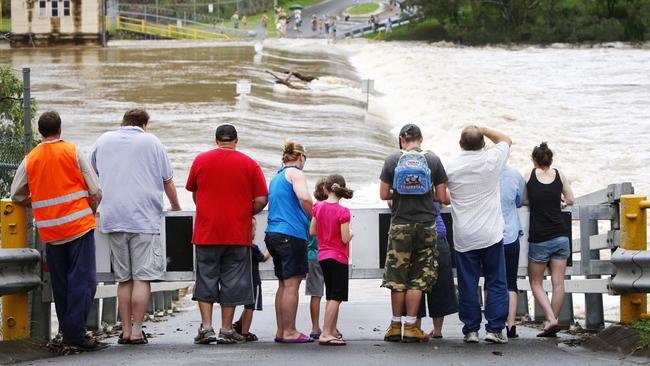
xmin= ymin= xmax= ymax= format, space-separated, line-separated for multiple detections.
xmin=108 ymin=232 xmax=165 ymax=282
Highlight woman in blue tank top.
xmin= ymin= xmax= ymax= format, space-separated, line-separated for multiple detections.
xmin=265 ymin=141 xmax=314 ymax=343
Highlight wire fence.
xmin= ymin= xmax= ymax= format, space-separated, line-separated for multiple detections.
xmin=0 ymin=134 xmax=24 ymax=199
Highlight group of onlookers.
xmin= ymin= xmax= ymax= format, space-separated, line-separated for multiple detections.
xmin=10 ymin=110 xmax=574 ymax=350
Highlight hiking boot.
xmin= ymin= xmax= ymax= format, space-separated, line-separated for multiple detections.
xmin=402 ymin=323 xmax=429 ymax=343
xmin=383 ymin=321 xmax=402 ymax=342
xmin=485 ymin=331 xmax=508 ymax=344
xmin=217 ymin=328 xmax=245 ymax=344
xmin=194 ymin=326 xmax=217 ymax=344
xmin=506 ymin=325 xmax=518 ymax=339
xmin=463 ymin=331 xmax=479 ymax=343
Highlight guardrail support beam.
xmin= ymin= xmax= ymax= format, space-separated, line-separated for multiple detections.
xmin=1 ymin=199 xmax=30 ymax=340
xmin=619 ymin=194 xmax=648 ymax=324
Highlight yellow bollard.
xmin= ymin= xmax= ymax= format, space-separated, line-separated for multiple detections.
xmin=1 ymin=199 xmax=30 ymax=339
xmin=619 ymin=195 xmax=648 ymax=324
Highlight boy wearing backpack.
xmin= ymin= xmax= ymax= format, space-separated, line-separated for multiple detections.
xmin=379 ymin=124 xmax=449 ymax=343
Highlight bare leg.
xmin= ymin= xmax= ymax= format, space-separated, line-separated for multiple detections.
xmin=281 ymin=276 xmax=303 ymax=339
xmin=507 ymin=291 xmax=518 ymax=329
xmin=528 ymin=262 xmax=558 ymax=329
xmin=129 ymin=280 xmax=151 ymax=340
xmin=432 ymin=317 xmax=444 ymax=337
xmin=414 ymin=318 xmax=422 ymax=329
xmin=390 ymin=290 xmax=405 ymax=317
xmin=320 ymin=300 xmax=342 ymax=341
xmin=221 ymin=306 xmax=235 ymax=331
xmin=549 ymin=259 xmax=567 ymax=318
xmin=240 ymin=309 xmax=254 ymax=335
xmin=275 ymin=280 xmax=285 ymax=339
xmin=310 ymin=296 xmax=322 ymax=334
xmin=198 ymin=301 xmax=214 ymax=329
xmin=117 ymin=280 xmax=134 ymax=338
xmin=405 ymin=289 xmax=423 ymax=318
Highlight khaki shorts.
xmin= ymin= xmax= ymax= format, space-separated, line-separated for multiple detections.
xmin=381 ymin=222 xmax=438 ymax=291
xmin=108 ymin=233 xmax=165 ymax=282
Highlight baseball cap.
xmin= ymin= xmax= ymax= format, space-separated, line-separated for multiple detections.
xmin=399 ymin=123 xmax=422 ymax=139
xmin=216 ymin=124 xmax=237 ymax=142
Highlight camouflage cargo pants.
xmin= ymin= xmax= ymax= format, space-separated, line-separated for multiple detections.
xmin=381 ymin=222 xmax=438 ymax=291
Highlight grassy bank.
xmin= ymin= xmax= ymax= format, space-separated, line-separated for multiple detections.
xmin=348 ymin=3 xmax=380 ymax=15
xmin=630 ymin=320 xmax=650 ymax=347
xmin=1 ymin=17 xmax=10 ymax=32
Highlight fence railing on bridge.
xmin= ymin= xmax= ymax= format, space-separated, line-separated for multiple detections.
xmin=115 ymin=15 xmax=231 ymax=41
xmin=1 ymin=182 xmax=649 ymax=341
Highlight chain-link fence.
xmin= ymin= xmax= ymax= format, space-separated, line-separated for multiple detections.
xmin=0 ymin=134 xmax=24 ymax=199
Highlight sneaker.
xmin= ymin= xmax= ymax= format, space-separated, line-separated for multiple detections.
xmin=194 ymin=326 xmax=217 ymax=344
xmin=384 ymin=321 xmax=402 ymax=342
xmin=402 ymin=323 xmax=429 ymax=343
xmin=485 ymin=331 xmax=508 ymax=344
xmin=507 ymin=325 xmax=518 ymax=339
xmin=463 ymin=331 xmax=479 ymax=343
xmin=65 ymin=338 xmax=100 ymax=351
xmin=217 ymin=328 xmax=245 ymax=344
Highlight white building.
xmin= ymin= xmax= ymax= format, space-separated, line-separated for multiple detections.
xmin=11 ymin=0 xmax=104 ymax=46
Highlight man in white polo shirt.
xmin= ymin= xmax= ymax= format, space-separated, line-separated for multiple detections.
xmin=446 ymin=126 xmax=511 ymax=344
xmin=91 ymin=109 xmax=181 ymax=345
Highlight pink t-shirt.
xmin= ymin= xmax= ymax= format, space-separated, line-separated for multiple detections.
xmin=313 ymin=201 xmax=351 ymax=264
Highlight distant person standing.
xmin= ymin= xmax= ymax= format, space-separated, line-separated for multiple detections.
xmin=266 ymin=141 xmax=314 ymax=343
xmin=91 ymin=108 xmax=181 ymax=345
xmin=186 ymin=124 xmax=268 ymax=345
xmin=386 ymin=18 xmax=393 ymax=34
xmin=525 ymin=142 xmax=574 ymax=337
xmin=446 ymin=125 xmax=511 ymax=344
xmin=261 ymin=14 xmax=269 ymax=30
xmin=499 ymin=165 xmax=525 ymax=339
xmin=379 ymin=124 xmax=448 ymax=343
xmin=11 ymin=111 xmax=101 ymax=350
xmin=232 ymin=12 xmax=240 ymax=29
xmin=242 ymin=15 xmax=248 ymax=28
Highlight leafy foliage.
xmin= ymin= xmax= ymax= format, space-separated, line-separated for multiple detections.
xmin=0 ymin=66 xmax=38 ymax=198
xmin=398 ymin=0 xmax=650 ymax=43
xmin=630 ymin=320 xmax=650 ymax=347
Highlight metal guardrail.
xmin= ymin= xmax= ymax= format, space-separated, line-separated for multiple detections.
xmin=611 ymin=250 xmax=650 ymax=292
xmin=0 ymin=248 xmax=40 ymax=296
xmin=116 ymin=15 xmax=231 ymax=40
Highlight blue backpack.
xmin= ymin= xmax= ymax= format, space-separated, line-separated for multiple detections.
xmin=393 ymin=150 xmax=431 ymax=195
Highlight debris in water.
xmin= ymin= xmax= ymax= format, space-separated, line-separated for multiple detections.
xmin=492 ymin=351 xmax=504 ymax=356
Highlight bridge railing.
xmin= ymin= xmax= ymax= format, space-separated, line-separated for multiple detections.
xmin=115 ymin=15 xmax=231 ymax=41
xmin=2 ymin=182 xmax=648 ymax=341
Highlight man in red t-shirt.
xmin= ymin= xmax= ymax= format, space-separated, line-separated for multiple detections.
xmin=185 ymin=124 xmax=268 ymax=345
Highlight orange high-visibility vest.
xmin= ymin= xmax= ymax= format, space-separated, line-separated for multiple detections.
xmin=26 ymin=141 xmax=96 ymax=243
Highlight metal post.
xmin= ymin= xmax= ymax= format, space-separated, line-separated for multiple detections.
xmin=582 ymin=219 xmax=604 ymax=330
xmin=85 ymin=299 xmax=100 ymax=331
xmin=1 ymin=200 xmax=30 ymax=340
xmin=619 ymin=195 xmax=649 ymax=324
xmin=163 ymin=291 xmax=173 ymax=314
xmin=30 ymin=234 xmax=51 ymax=340
xmin=101 ymin=296 xmax=117 ymax=326
xmin=153 ymin=292 xmax=165 ymax=316
xmin=516 ymin=287 xmax=529 ymax=318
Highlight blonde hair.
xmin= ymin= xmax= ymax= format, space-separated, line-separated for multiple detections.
xmin=282 ymin=140 xmax=306 ymax=164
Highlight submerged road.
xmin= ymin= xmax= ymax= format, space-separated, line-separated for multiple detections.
xmin=24 ymin=281 xmax=636 ymax=366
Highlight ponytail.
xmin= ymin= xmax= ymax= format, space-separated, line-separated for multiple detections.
xmin=325 ymin=174 xmax=354 ymax=199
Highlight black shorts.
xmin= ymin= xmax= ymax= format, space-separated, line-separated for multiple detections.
xmin=504 ymin=238 xmax=520 ymax=292
xmin=192 ymin=245 xmax=254 ymax=306
xmin=319 ymin=258 xmax=349 ymax=302
xmin=265 ymin=233 xmax=308 ymax=280
xmin=244 ymin=284 xmax=263 ymax=311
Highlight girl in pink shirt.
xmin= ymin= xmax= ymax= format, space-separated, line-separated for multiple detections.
xmin=309 ymin=174 xmax=353 ymax=346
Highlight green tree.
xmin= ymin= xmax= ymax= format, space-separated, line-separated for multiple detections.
xmin=0 ymin=65 xmax=37 ymax=198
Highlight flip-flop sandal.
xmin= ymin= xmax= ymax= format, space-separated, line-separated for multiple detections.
xmin=118 ymin=333 xmax=130 ymax=344
xmin=242 ymin=332 xmax=258 ymax=342
xmin=430 ymin=335 xmax=443 ymax=339
xmin=130 ymin=331 xmax=149 ymax=345
xmin=274 ymin=337 xmax=284 ymax=343
xmin=280 ymin=333 xmax=314 ymax=343
xmin=319 ymin=338 xmax=346 ymax=346
xmin=536 ymin=326 xmax=561 ymax=337
xmin=309 ymin=332 xmax=321 ymax=339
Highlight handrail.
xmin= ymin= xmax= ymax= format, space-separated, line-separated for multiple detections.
xmin=116 ymin=15 xmax=230 ymax=40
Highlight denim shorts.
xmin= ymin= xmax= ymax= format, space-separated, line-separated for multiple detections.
xmin=528 ymin=236 xmax=570 ymax=263
xmin=265 ymin=232 xmax=308 ymax=280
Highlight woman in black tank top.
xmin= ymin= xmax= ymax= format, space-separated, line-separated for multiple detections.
xmin=525 ymin=142 xmax=574 ymax=337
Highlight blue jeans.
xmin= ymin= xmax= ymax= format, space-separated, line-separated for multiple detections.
xmin=455 ymin=241 xmax=509 ymax=334
xmin=45 ymin=230 xmax=97 ymax=343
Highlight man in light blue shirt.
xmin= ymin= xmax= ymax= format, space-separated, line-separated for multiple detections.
xmin=91 ymin=109 xmax=181 ymax=345
xmin=499 ymin=165 xmax=525 ymax=339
